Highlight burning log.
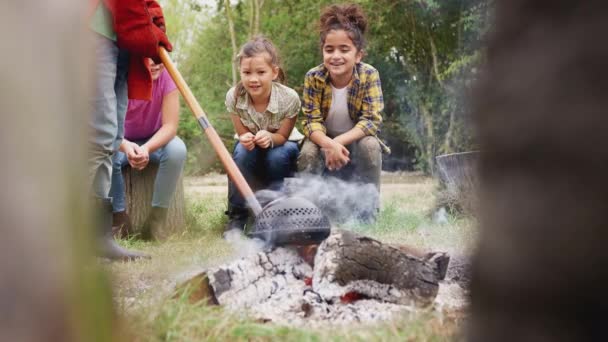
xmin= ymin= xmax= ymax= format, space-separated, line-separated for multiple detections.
xmin=313 ymin=230 xmax=449 ymax=306
xmin=207 ymin=248 xmax=312 ymax=309
xmin=176 ymin=231 xmax=452 ymax=325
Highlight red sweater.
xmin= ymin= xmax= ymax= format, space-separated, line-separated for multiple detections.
xmin=89 ymin=0 xmax=173 ymax=100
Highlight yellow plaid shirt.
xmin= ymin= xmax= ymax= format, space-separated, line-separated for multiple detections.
xmin=302 ymin=62 xmax=390 ymax=153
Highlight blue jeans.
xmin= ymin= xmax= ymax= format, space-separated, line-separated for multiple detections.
xmin=88 ymin=33 xmax=129 ymax=199
xmin=228 ymin=141 xmax=299 ymax=209
xmin=110 ymin=136 xmax=187 ymax=212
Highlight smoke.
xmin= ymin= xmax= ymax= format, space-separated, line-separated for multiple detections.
xmin=223 ymin=229 xmax=266 ymax=258
xmin=433 ymin=207 xmax=449 ymax=225
xmin=282 ymin=174 xmax=380 ymax=226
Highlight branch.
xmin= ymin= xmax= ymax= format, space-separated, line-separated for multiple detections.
xmin=429 ymin=35 xmax=444 ymax=89
xmin=224 ymin=0 xmax=238 ymax=86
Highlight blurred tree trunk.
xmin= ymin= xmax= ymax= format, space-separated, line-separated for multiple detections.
xmin=1 ymin=1 xmax=116 ymax=341
xmin=224 ymin=0 xmax=238 ymax=86
xmin=470 ymin=1 xmax=608 ymax=341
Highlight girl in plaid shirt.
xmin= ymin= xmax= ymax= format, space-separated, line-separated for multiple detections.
xmin=298 ymin=4 xmax=387 ymax=221
xmin=224 ymin=37 xmax=302 ymax=232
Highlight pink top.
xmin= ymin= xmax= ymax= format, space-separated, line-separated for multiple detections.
xmin=124 ymin=69 xmax=177 ymax=140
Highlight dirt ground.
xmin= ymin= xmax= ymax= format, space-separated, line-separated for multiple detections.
xmin=184 ymin=171 xmax=435 ymax=203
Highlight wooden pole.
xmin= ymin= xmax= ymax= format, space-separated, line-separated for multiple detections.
xmin=159 ymin=47 xmax=262 ymax=215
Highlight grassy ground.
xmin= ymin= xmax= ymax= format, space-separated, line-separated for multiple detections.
xmin=106 ymin=172 xmax=474 ymax=341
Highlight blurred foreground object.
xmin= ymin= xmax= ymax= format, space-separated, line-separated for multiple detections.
xmin=470 ymin=1 xmax=608 ymax=341
xmin=436 ymin=151 xmax=479 ymax=215
xmin=1 ymin=1 xmax=115 ymax=341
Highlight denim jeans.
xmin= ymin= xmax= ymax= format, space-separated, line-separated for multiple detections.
xmin=110 ymin=136 xmax=187 ymax=212
xmin=228 ymin=141 xmax=299 ymax=209
xmin=88 ymin=33 xmax=129 ymax=199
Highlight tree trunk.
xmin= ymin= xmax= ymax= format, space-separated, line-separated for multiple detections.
xmin=122 ymin=165 xmax=185 ymax=238
xmin=419 ymin=102 xmax=436 ymax=173
xmin=225 ymin=0 xmax=238 ymax=86
xmin=1 ymin=0 xmax=115 ymax=340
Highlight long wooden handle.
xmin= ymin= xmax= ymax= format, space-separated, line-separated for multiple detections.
xmin=159 ymin=47 xmax=262 ymax=215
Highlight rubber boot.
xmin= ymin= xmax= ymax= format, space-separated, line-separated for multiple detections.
xmin=224 ymin=204 xmax=249 ymax=235
xmin=112 ymin=210 xmax=133 ymax=238
xmin=140 ymin=207 xmax=169 ymax=241
xmin=96 ymin=198 xmax=150 ymax=261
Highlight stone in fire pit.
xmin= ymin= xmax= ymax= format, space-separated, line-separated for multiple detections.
xmin=176 ymin=230 xmax=457 ymax=327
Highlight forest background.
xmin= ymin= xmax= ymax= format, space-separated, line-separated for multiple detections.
xmin=161 ymin=0 xmax=491 ymax=175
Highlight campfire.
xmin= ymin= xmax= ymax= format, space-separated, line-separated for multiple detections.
xmin=176 ymin=230 xmax=469 ymax=327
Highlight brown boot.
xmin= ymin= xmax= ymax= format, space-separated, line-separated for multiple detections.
xmin=112 ymin=210 xmax=133 ymax=238
xmin=140 ymin=207 xmax=168 ymax=241
xmin=96 ymin=198 xmax=150 ymax=261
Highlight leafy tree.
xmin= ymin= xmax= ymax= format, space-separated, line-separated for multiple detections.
xmin=364 ymin=0 xmax=491 ymax=172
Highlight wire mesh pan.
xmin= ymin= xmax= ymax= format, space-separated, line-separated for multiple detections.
xmin=248 ymin=196 xmax=331 ymax=246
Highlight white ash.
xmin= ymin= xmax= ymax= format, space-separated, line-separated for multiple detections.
xmin=205 ymin=246 xmax=442 ymax=327
xmin=207 ymin=247 xmax=312 ymax=310
xmin=251 ymin=296 xmax=416 ymax=328
xmin=434 ymin=281 xmax=468 ymax=312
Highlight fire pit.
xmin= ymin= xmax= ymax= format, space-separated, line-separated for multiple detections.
xmin=176 ymin=230 xmax=467 ymax=327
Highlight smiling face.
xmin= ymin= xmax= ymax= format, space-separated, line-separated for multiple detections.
xmin=239 ymin=52 xmax=279 ymax=104
xmin=322 ymin=29 xmax=363 ymax=88
xmin=148 ymin=59 xmax=165 ymax=81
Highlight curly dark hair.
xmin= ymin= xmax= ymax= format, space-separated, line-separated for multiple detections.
xmin=319 ymin=3 xmax=368 ymax=51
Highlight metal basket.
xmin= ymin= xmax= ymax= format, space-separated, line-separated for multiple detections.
xmin=248 ymin=196 xmax=331 ymax=246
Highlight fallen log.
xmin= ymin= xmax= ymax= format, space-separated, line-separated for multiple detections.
xmin=173 ymin=272 xmax=218 ymax=306
xmin=313 ymin=230 xmax=449 ymax=306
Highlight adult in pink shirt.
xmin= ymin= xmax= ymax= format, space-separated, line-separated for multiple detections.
xmin=110 ymin=59 xmax=187 ymax=240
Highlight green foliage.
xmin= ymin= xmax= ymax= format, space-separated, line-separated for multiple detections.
xmin=350 ymin=200 xmax=424 ymax=234
xmin=365 ymin=0 xmax=491 ymax=173
xmin=177 ymin=9 xmax=240 ymax=174
xmin=184 ymin=196 xmax=227 ymax=236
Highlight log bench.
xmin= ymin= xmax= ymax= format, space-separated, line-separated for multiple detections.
xmin=121 ymin=164 xmax=185 ymax=239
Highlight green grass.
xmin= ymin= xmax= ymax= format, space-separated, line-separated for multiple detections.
xmin=130 ymin=289 xmax=460 ymax=341
xmin=109 ymin=173 xmax=473 ymax=341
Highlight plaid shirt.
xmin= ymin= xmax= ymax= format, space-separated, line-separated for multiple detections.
xmin=302 ymin=62 xmax=390 ymax=153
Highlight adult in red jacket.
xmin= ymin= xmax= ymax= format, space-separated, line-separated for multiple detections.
xmin=88 ymin=0 xmax=172 ymax=260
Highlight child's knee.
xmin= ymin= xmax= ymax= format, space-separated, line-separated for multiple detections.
xmin=357 ymin=137 xmax=381 ymax=166
xmin=297 ymin=140 xmax=322 ymax=173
